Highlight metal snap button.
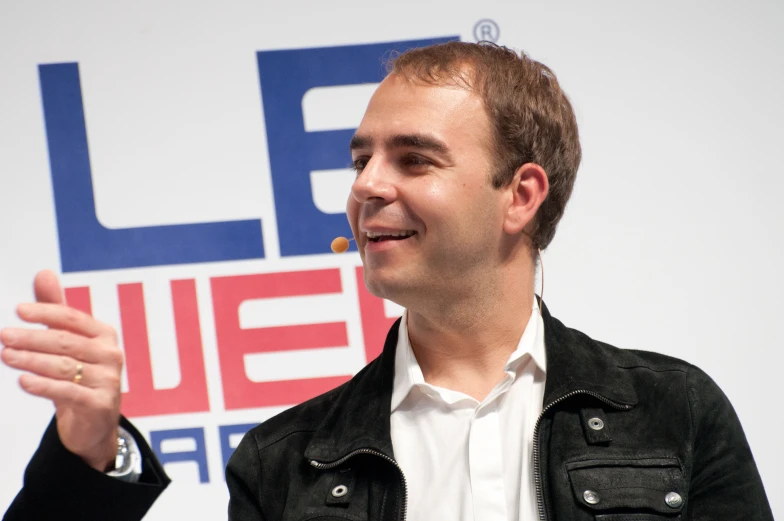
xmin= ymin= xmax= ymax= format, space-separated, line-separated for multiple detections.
xmin=583 ymin=490 xmax=600 ymax=505
xmin=587 ymin=417 xmax=604 ymax=431
xmin=665 ymin=491 xmax=683 ymax=508
xmin=331 ymin=485 xmax=349 ymax=498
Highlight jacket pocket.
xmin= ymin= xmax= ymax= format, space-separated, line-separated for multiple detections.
xmin=594 ymin=514 xmax=681 ymax=521
xmin=298 ymin=509 xmax=366 ymax=521
xmin=566 ymin=457 xmax=686 ymax=519
xmin=298 ymin=514 xmax=356 ymax=521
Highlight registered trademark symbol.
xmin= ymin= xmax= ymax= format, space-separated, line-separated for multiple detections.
xmin=473 ymin=19 xmax=500 ymax=43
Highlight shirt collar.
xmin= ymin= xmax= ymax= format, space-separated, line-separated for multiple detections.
xmin=391 ymin=298 xmax=547 ymax=412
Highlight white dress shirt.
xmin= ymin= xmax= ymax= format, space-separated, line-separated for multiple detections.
xmin=390 ymin=300 xmax=547 ymax=521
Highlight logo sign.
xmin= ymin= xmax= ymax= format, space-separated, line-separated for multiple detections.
xmin=37 ymin=35 xmax=458 ymax=483
xmin=39 ymin=37 xmax=457 ymax=272
xmin=473 ymin=19 xmax=500 ymax=43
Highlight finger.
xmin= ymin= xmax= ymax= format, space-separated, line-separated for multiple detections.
xmin=2 ymin=348 xmax=113 ymax=389
xmin=0 ymin=329 xmax=120 ymax=366
xmin=34 ymin=270 xmax=65 ymax=305
xmin=18 ymin=372 xmax=95 ymax=406
xmin=3 ymin=347 xmax=81 ymax=383
xmin=15 ymin=302 xmax=111 ymax=339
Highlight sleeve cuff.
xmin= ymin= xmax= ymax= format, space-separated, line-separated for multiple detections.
xmin=18 ymin=416 xmax=170 ymax=521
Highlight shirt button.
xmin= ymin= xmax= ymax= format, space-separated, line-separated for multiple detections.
xmin=331 ymin=485 xmax=349 ymax=498
xmin=587 ymin=417 xmax=604 ymax=430
xmin=665 ymin=491 xmax=683 ymax=508
xmin=583 ymin=490 xmax=600 ymax=505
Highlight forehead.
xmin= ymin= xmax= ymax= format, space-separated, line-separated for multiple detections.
xmin=355 ymin=73 xmax=492 ymax=149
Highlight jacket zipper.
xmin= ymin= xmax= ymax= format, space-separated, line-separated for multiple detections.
xmin=533 ymin=390 xmax=633 ymax=521
xmin=311 ymin=448 xmax=409 ymax=521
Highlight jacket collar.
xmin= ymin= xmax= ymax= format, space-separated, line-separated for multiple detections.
xmin=538 ymin=300 xmax=638 ymax=408
xmin=304 ymin=300 xmax=637 ymax=464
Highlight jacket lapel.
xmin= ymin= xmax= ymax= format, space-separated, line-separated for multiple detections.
xmin=304 ymin=318 xmax=401 ymax=464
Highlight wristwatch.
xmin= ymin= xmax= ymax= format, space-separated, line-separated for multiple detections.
xmin=106 ymin=426 xmax=143 ymax=483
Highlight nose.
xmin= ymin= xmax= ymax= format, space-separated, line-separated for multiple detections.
xmin=350 ymin=155 xmax=397 ymax=204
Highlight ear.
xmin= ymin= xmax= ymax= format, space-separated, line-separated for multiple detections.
xmin=502 ymin=163 xmax=549 ymax=235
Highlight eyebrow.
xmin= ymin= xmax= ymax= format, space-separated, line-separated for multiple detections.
xmin=349 ymin=133 xmax=451 ymax=157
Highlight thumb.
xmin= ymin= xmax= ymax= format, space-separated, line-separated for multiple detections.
xmin=34 ymin=269 xmax=65 ymax=305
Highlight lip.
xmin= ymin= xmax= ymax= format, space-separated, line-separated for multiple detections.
xmin=360 ymin=224 xmax=417 ymax=235
xmin=365 ymin=234 xmax=415 ymax=253
xmin=359 ymin=222 xmax=418 ymax=253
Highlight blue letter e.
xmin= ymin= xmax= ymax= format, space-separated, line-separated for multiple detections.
xmin=257 ymin=36 xmax=457 ymax=257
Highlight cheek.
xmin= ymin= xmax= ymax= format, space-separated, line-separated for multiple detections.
xmin=346 ymin=198 xmax=360 ymax=227
xmin=408 ymin=179 xmax=449 ymax=217
xmin=423 ymin=182 xmax=501 ymax=242
xmin=409 ymin=178 xmax=481 ymax=229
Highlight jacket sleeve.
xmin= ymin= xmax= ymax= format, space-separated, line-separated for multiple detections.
xmin=3 ymin=416 xmax=170 ymax=521
xmin=225 ymin=431 xmax=266 ymax=521
xmin=685 ymin=366 xmax=773 ymax=520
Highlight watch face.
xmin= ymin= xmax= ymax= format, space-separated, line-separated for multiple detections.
xmin=108 ymin=428 xmax=142 ymax=481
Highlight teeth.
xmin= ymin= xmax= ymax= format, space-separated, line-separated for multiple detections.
xmin=366 ymin=230 xmax=415 ymax=239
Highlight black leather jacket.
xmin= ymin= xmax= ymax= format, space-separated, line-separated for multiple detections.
xmin=4 ymin=304 xmax=773 ymax=521
xmin=225 ymin=304 xmax=772 ymax=521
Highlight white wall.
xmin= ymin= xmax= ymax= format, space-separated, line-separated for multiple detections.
xmin=1 ymin=0 xmax=781 ymax=519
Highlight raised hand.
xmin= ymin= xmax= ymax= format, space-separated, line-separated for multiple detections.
xmin=0 ymin=270 xmax=124 ymax=471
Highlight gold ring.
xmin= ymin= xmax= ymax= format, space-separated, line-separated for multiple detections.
xmin=73 ymin=363 xmax=83 ymax=385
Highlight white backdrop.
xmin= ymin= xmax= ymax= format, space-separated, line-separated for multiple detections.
xmin=1 ymin=0 xmax=782 ymax=519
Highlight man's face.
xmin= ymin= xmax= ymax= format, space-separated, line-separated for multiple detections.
xmin=346 ymin=73 xmax=508 ymax=305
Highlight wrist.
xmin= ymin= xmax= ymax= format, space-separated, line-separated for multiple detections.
xmin=83 ymin=429 xmax=119 ymax=472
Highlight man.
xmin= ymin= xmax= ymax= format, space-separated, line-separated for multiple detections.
xmin=1 ymin=42 xmax=773 ymax=520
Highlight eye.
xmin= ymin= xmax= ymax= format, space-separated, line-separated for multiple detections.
xmin=351 ymin=157 xmax=369 ymax=173
xmin=401 ymin=154 xmax=432 ymax=168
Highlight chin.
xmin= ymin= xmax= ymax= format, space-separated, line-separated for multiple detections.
xmin=363 ymin=270 xmax=415 ymax=308
xmin=363 ymin=273 xmax=393 ymax=300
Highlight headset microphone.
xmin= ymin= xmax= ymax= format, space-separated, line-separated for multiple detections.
xmin=331 ymin=236 xmax=355 ymax=253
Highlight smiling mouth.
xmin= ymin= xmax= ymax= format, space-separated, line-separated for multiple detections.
xmin=367 ymin=231 xmax=417 ymax=243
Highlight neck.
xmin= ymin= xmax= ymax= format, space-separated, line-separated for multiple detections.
xmin=405 ymin=262 xmax=537 ymax=401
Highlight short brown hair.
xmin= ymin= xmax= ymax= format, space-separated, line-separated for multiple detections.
xmin=387 ymin=41 xmax=581 ymax=251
